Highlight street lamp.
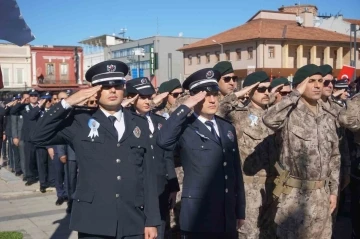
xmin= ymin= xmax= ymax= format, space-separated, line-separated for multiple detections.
xmin=212 ymin=39 xmax=224 ymax=54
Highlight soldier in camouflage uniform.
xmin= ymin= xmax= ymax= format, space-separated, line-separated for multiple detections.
xmin=338 ymin=92 xmax=360 ymax=238
xmin=153 ymin=79 xmax=184 ymax=119
xmin=263 ymin=64 xmax=340 ymax=239
xmin=219 ymin=71 xmax=278 ymax=239
xmin=319 ymin=65 xmax=351 ymax=229
xmin=268 ymin=77 xmax=292 ymax=105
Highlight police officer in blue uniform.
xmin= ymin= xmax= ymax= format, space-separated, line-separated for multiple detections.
xmin=157 ymin=68 xmax=246 ymax=239
xmin=125 ymin=77 xmax=180 ymax=239
xmin=30 ymin=60 xmax=160 ymax=239
xmin=10 ymin=89 xmax=40 ymax=185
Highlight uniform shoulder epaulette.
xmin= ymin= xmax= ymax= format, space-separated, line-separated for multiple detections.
xmin=150 ymin=112 xmax=166 ymax=119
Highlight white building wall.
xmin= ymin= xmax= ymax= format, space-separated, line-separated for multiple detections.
xmin=0 ymin=44 xmax=31 ymax=90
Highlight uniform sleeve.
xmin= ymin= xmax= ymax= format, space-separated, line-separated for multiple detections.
xmin=28 ymin=106 xmax=42 ymax=121
xmin=169 ymin=92 xmax=191 ymax=115
xmin=338 ymin=98 xmax=360 ymax=132
xmin=233 ymin=130 xmax=246 ymax=220
xmin=10 ymin=103 xmax=25 ymax=115
xmin=11 ymin=115 xmax=18 ymax=138
xmin=156 ymin=105 xmax=190 ymax=151
xmin=30 ymin=102 xmax=77 ymax=146
xmin=0 ymin=107 xmax=6 ymax=116
xmin=218 ymin=93 xmax=240 ymax=118
xmin=164 ymin=150 xmax=180 ymax=193
xmin=262 ymin=90 xmax=301 ymax=131
xmin=329 ymin=134 xmax=341 ymax=196
xmin=57 ymin=145 xmax=67 ymax=158
xmin=339 ymin=131 xmax=351 ymax=176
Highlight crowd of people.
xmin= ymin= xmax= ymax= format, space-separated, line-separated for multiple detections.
xmin=0 ymin=59 xmax=359 ymax=239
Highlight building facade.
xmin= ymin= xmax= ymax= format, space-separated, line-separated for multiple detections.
xmin=108 ymin=36 xmax=202 ymax=87
xmin=0 ymin=43 xmax=31 ymax=93
xmin=31 ymin=45 xmax=85 ymax=91
xmin=180 ymin=8 xmax=360 ymax=81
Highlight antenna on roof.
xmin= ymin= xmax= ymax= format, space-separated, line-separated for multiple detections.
xmin=156 ymin=17 xmax=159 ymax=36
xmin=119 ymin=27 xmax=127 ymax=38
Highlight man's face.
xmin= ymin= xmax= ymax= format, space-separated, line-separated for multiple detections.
xmin=45 ymin=99 xmax=52 ymax=108
xmin=22 ymin=94 xmax=30 ymax=104
xmin=194 ymin=91 xmax=219 ymax=116
xmin=218 ymin=73 xmax=237 ymax=96
xmin=167 ymin=88 xmax=183 ymax=105
xmin=29 ymin=95 xmax=38 ymax=104
xmin=52 ymin=95 xmax=59 ymax=105
xmin=87 ymin=96 xmax=98 ymax=108
xmin=321 ymin=74 xmax=334 ymax=97
xmin=251 ymin=82 xmax=271 ymax=107
xmin=134 ymin=95 xmax=152 ymax=115
xmin=98 ymin=85 xmax=124 ymax=110
xmin=302 ymin=74 xmax=323 ymax=101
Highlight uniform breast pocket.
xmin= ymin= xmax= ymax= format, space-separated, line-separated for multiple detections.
xmin=129 ymin=145 xmax=146 ymax=165
xmin=190 ymin=145 xmax=213 ymax=166
xmin=289 ymin=126 xmax=312 ymax=152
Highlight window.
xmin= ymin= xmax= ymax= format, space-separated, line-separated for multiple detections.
xmin=60 ymin=64 xmax=68 ymax=76
xmin=307 ymin=50 xmax=311 ymax=64
xmin=188 ymin=55 xmax=192 ymax=65
xmin=197 ymin=54 xmax=201 ymax=64
xmin=268 ymin=46 xmax=275 ymax=58
xmin=225 ymin=50 xmax=230 ymax=61
xmin=2 ymin=68 xmax=10 ymax=87
xmin=16 ymin=68 xmax=23 ymax=84
xmin=247 ymin=47 xmax=253 ymax=59
xmin=320 ymin=51 xmax=324 ymax=65
xmin=215 ymin=51 xmax=220 ymax=62
xmin=236 ymin=49 xmax=241 ymax=60
xmin=205 ymin=52 xmax=210 ymax=63
xmin=46 ymin=63 xmax=55 ymax=76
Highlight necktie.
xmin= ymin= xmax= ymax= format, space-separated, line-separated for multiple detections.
xmin=205 ymin=121 xmax=220 ymax=143
xmin=108 ymin=116 xmax=118 ymax=139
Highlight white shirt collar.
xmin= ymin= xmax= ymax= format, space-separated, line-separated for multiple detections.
xmin=100 ymin=107 xmax=123 ymax=122
xmin=193 ymin=112 xmax=216 ymax=124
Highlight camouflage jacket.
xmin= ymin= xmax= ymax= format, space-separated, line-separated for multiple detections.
xmin=263 ymin=90 xmax=340 ymax=196
xmin=219 ymin=94 xmax=278 ymax=178
xmin=339 ymin=93 xmax=360 ymax=158
xmin=323 ymin=98 xmax=351 ymax=175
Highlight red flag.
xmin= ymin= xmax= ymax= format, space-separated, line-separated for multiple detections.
xmin=337 ymin=65 xmax=355 ymax=82
xmin=0 ymin=65 xmax=4 ymax=89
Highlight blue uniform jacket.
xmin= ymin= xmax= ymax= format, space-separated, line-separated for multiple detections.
xmin=157 ymin=105 xmax=246 ymax=233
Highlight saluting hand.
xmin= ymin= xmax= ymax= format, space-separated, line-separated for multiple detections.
xmin=144 ymin=227 xmax=157 ymax=239
xmin=121 ymin=94 xmax=139 ymax=107
xmin=38 ymin=99 xmax=47 ymax=108
xmin=296 ymin=77 xmax=310 ymax=95
xmin=182 ymin=91 xmax=206 ymax=109
xmin=270 ymin=84 xmax=284 ymax=94
xmin=152 ymin=92 xmax=169 ymax=105
xmin=65 ymin=85 xmax=102 ymax=106
xmin=235 ymin=82 xmax=260 ymax=99
xmin=332 ymin=89 xmax=345 ymax=98
xmin=5 ymin=100 xmax=17 ymax=108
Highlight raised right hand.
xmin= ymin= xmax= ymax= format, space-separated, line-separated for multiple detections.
xmin=296 ymin=77 xmax=310 ymax=95
xmin=65 ymin=85 xmax=102 ymax=106
xmin=235 ymin=82 xmax=260 ymax=99
xmin=182 ymin=91 xmax=206 ymax=109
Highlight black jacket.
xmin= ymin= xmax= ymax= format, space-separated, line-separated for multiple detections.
xmin=10 ymin=103 xmax=39 ymax=142
xmin=30 ymin=102 xmax=161 ymax=237
xmin=157 ymin=105 xmax=246 ymax=233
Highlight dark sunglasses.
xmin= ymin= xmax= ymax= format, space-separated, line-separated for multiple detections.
xmin=88 ymin=100 xmax=97 ymax=105
xmin=169 ymin=92 xmax=183 ymax=98
xmin=256 ymin=87 xmax=270 ymax=93
xmin=324 ymin=80 xmax=336 ymax=87
xmin=279 ymin=91 xmax=292 ymax=96
xmin=223 ymin=76 xmax=238 ymax=82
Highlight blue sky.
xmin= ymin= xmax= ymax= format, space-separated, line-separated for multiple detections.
xmin=16 ymin=0 xmax=360 ymax=46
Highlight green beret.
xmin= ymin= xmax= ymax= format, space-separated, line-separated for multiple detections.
xmin=319 ymin=64 xmax=333 ymax=77
xmin=270 ymin=77 xmax=290 ymax=88
xmin=213 ymin=61 xmax=234 ymax=77
xmin=293 ymin=64 xmax=322 ymax=85
xmin=243 ymin=71 xmax=269 ymax=87
xmin=158 ymin=78 xmax=182 ymax=93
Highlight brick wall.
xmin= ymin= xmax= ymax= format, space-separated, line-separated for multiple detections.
xmin=278 ymin=5 xmax=318 ymax=16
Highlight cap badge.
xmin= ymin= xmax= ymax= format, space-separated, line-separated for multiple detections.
xmin=88 ymin=118 xmax=100 ymax=139
xmin=133 ymin=126 xmax=141 ymax=138
xmin=107 ymin=64 xmax=116 ymax=72
xmin=206 ymin=70 xmax=214 ymax=79
xmin=141 ymin=78 xmax=147 ymax=84
xmin=227 ymin=131 xmax=234 ymax=142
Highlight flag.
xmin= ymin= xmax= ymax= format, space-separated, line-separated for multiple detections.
xmin=0 ymin=0 xmax=35 ymax=46
xmin=337 ymin=65 xmax=355 ymax=82
xmin=0 ymin=65 xmax=4 ymax=89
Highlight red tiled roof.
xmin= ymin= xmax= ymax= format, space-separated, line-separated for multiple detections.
xmin=179 ymin=18 xmax=359 ymax=51
xmin=344 ymin=18 xmax=360 ymax=26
